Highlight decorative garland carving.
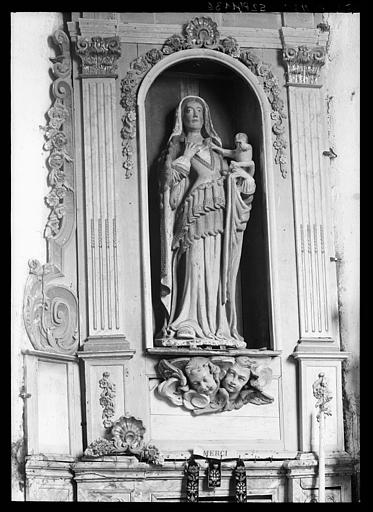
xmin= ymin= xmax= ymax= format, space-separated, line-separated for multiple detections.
xmin=41 ymin=29 xmax=75 ymax=252
xmin=185 ymin=457 xmax=200 ymax=502
xmin=234 ymin=459 xmax=247 ymax=503
xmin=23 ymin=259 xmax=78 ymax=354
xmin=312 ymin=372 xmax=333 ymax=421
xmin=84 ymin=414 xmax=164 ymax=465
xmin=98 ymin=372 xmax=116 ymax=429
xmin=75 ymin=36 xmax=121 ymax=77
xmin=156 ymin=356 xmax=274 ymax=415
xmin=283 ymin=45 xmax=326 ymax=86
xmin=120 ymin=16 xmax=288 ymax=178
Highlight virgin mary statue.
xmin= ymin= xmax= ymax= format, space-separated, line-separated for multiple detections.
xmin=155 ymin=96 xmax=256 ymax=348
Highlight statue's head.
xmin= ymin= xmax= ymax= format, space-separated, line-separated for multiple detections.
xmin=185 ymin=357 xmax=220 ymax=396
xmin=182 ymin=97 xmax=205 ymax=132
xmin=221 ymin=356 xmax=253 ymax=398
xmin=234 ymin=132 xmax=250 ymax=151
xmin=168 ymin=96 xmax=222 ymax=147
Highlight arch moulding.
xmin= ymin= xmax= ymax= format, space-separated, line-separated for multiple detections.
xmin=131 ymin=48 xmax=283 ymax=353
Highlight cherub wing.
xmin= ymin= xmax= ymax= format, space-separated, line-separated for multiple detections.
xmin=249 ymin=365 xmax=273 ymax=391
xmin=157 ymin=358 xmax=189 ymax=387
xmin=240 ymin=388 xmax=274 ymax=406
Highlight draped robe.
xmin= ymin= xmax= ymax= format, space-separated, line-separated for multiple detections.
xmin=158 ymin=135 xmax=255 ymax=347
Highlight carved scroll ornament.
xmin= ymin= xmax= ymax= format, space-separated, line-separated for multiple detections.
xmin=120 ymin=16 xmax=288 ymax=178
xmin=41 ymin=29 xmax=75 ymax=257
xmin=84 ymin=414 xmax=164 ymax=465
xmin=156 ymin=356 xmax=274 ymax=415
xmin=23 ymin=259 xmax=78 ymax=354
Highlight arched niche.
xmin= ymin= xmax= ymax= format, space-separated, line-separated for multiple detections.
xmin=136 ymin=49 xmax=281 ymax=351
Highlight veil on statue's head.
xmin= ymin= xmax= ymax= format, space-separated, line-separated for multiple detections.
xmin=167 ymin=95 xmax=222 ymax=147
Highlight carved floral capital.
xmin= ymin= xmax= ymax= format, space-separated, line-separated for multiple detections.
xmin=283 ymin=45 xmax=326 ymax=86
xmin=75 ymin=36 xmax=121 ymax=78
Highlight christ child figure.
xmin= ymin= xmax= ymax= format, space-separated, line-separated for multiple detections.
xmin=212 ymin=132 xmax=255 ymax=177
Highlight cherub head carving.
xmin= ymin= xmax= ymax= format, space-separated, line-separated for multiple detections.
xmin=184 ymin=357 xmax=221 ymax=396
xmin=221 ymin=356 xmax=252 ymax=400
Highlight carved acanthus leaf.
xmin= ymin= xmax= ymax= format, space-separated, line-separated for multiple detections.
xmin=120 ymin=16 xmax=289 ymax=179
xmin=23 ymin=259 xmax=78 ymax=354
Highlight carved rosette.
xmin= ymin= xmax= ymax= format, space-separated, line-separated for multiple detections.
xmin=120 ymin=16 xmax=289 ymax=178
xmin=83 ymin=414 xmax=164 ymax=465
xmin=283 ymin=45 xmax=326 ymax=86
xmin=98 ymin=372 xmax=116 ymax=429
xmin=75 ymin=36 xmax=121 ymax=77
xmin=312 ymin=372 xmax=333 ymax=421
xmin=23 ymin=259 xmax=78 ymax=354
xmin=41 ymin=30 xmax=75 ymax=247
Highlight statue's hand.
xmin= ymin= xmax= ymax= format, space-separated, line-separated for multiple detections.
xmin=183 ymin=142 xmax=200 ymax=160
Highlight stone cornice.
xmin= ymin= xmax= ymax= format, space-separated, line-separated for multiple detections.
xmin=68 ymin=18 xmax=329 ymax=50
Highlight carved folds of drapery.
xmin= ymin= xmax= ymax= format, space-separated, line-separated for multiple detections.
xmin=23 ymin=259 xmax=78 ymax=354
xmin=75 ymin=36 xmax=121 ymax=78
xmin=120 ymin=16 xmax=288 ymax=178
xmin=283 ymin=45 xmax=326 ymax=86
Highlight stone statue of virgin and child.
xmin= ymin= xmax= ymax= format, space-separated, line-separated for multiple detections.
xmin=156 ymin=95 xmax=256 ymax=349
xmin=154 ymin=96 xmax=274 ymax=414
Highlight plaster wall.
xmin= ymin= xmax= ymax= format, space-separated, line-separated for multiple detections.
xmin=323 ymin=13 xmax=360 ymax=460
xmin=11 ymin=11 xmax=64 ymax=500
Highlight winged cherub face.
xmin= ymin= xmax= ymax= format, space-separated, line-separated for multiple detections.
xmin=188 ymin=365 xmax=219 ymax=396
xmin=221 ymin=364 xmax=251 ymax=398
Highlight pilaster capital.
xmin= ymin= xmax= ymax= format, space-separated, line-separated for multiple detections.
xmin=282 ymin=45 xmax=326 ymax=87
xmin=75 ymin=36 xmax=121 ymax=78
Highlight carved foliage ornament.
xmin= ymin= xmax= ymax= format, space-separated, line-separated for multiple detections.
xmin=312 ymin=372 xmax=333 ymax=421
xmin=120 ymin=16 xmax=288 ymax=178
xmin=23 ymin=259 xmax=78 ymax=354
xmin=156 ymin=356 xmax=274 ymax=415
xmin=283 ymin=45 xmax=326 ymax=86
xmin=75 ymin=36 xmax=121 ymax=77
xmin=84 ymin=415 xmax=164 ymax=465
xmin=99 ymin=372 xmax=116 ymax=429
xmin=41 ymin=29 xmax=75 ymax=244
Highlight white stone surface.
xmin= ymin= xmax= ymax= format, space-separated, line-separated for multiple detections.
xmin=11 ymin=11 xmax=64 ymax=500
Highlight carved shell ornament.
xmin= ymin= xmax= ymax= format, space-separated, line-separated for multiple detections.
xmin=84 ymin=414 xmax=164 ymax=465
xmin=120 ymin=16 xmax=289 ymax=179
